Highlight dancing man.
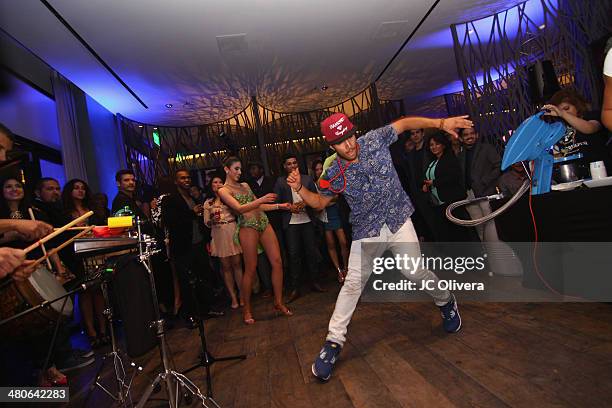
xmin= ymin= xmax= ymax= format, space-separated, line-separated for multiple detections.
xmin=285 ymin=112 xmax=473 ymax=381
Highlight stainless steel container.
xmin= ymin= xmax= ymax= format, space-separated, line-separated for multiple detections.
xmin=557 ymin=162 xmax=580 ymax=182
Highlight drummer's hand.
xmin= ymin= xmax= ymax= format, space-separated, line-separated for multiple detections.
xmin=0 ymin=247 xmax=27 ymax=279
xmin=12 ymin=260 xmax=37 ymax=282
xmin=12 ymin=220 xmax=53 ymax=241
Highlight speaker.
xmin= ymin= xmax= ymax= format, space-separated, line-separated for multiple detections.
xmin=527 ymin=60 xmax=560 ymax=104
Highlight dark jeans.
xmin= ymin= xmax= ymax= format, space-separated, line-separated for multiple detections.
xmin=173 ymin=242 xmax=215 ymax=317
xmin=272 ymin=222 xmax=289 ymax=275
xmin=285 ymin=222 xmax=320 ymax=290
xmin=151 ymin=251 xmax=174 ymax=308
xmin=412 ymin=190 xmax=439 ymax=241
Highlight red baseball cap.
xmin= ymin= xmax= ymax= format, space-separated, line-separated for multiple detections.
xmin=321 ymin=113 xmax=357 ymax=145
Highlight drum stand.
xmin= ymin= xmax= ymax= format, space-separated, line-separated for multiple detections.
xmin=84 ymin=272 xmax=141 ymax=408
xmin=133 ymin=219 xmax=213 ymax=408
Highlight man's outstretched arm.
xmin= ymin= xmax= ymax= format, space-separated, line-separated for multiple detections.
xmin=391 ymin=115 xmax=474 ymax=138
xmin=287 ymin=170 xmax=334 ymax=211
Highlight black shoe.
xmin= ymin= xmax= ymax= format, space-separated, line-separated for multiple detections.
xmin=88 ymin=335 xmax=103 ymax=349
xmin=206 ymin=310 xmax=225 ymax=318
xmin=286 ymin=290 xmax=300 ymax=304
xmin=99 ymin=334 xmax=110 ymax=346
xmin=185 ymin=316 xmax=199 ymax=330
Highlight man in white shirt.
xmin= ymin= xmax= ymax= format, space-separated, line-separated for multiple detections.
xmin=274 ymin=153 xmax=325 ymax=303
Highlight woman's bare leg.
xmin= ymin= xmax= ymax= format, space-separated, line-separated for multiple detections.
xmin=259 ymin=225 xmax=290 ymax=314
xmin=220 ymin=256 xmax=239 ymax=308
xmin=335 ymin=228 xmax=350 ymax=270
xmin=239 ymin=227 xmax=260 ymax=323
xmin=229 ymin=254 xmax=244 ymax=306
xmin=325 ymin=230 xmax=341 ymax=271
xmin=170 ymin=261 xmax=182 ymax=315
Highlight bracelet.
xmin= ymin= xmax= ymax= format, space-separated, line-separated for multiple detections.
xmin=275 ymin=204 xmax=279 ymax=210
xmin=296 ymin=184 xmax=303 ymax=192
xmin=439 ymin=118 xmax=445 ymax=130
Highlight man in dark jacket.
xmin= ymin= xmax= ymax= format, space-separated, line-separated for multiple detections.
xmin=274 ymin=154 xmax=325 ymax=303
xmin=247 ymin=162 xmax=282 ymax=297
xmin=459 ymin=128 xmax=501 ymax=241
xmin=162 ymin=169 xmax=222 ymax=327
xmin=111 ymin=169 xmax=148 ymax=219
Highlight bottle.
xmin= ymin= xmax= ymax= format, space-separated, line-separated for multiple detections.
xmin=114 ymin=205 xmax=134 ymax=217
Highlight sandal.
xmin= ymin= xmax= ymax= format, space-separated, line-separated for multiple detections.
xmin=273 ymin=304 xmax=293 ymax=317
xmin=337 ymin=267 xmax=346 ymax=283
xmin=243 ymin=310 xmax=255 ymax=325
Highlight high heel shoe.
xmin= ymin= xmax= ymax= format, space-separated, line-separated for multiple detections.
xmin=273 ymin=304 xmax=293 ymax=317
xmin=41 ymin=367 xmax=68 ymax=387
xmin=243 ymin=311 xmax=255 ymax=325
xmin=337 ymin=267 xmax=346 ymax=283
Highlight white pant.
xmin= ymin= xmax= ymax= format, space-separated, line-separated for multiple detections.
xmin=326 ymin=219 xmax=451 ymax=347
xmin=465 ymin=189 xmax=499 ymax=242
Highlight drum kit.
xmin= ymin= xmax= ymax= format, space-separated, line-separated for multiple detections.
xmin=0 ymin=211 xmax=239 ymax=408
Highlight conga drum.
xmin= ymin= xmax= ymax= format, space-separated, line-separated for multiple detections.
xmin=0 ymin=266 xmax=73 ymax=339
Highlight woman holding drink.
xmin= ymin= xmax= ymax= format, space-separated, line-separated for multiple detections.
xmin=203 ymin=175 xmax=244 ymax=309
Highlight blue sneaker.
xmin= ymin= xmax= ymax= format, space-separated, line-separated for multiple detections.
xmin=439 ymin=294 xmax=462 ymax=333
xmin=312 ymin=341 xmax=341 ymax=382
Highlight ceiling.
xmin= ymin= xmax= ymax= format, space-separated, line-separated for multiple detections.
xmin=0 ymin=0 xmax=528 ymax=126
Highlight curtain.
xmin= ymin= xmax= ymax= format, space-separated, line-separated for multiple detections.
xmin=52 ymin=72 xmax=88 ymax=182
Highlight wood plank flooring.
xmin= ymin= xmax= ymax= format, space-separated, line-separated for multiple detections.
xmin=65 ymin=283 xmax=612 ymax=408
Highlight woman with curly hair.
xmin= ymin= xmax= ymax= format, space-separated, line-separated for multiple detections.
xmin=542 ymin=88 xmax=610 ymax=178
xmin=62 ymin=179 xmax=108 ymax=348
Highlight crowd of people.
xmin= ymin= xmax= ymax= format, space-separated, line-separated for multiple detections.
xmin=0 ymin=85 xmax=610 ymax=387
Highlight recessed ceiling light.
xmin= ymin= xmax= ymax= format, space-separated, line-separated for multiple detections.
xmin=538 ymin=24 xmax=546 ymax=30
xmin=165 ymin=103 xmax=173 ymax=108
xmin=138 ymin=125 xmax=143 ymax=128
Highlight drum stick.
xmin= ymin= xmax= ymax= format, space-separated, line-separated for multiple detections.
xmin=27 ymin=208 xmax=53 ymax=270
xmin=32 ymin=226 xmax=94 ymax=267
xmin=53 ymin=226 xmax=94 ymax=231
xmin=24 ymin=211 xmax=93 ymax=254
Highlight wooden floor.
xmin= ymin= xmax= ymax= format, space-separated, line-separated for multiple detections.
xmin=65 ymin=282 xmax=612 ymax=408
